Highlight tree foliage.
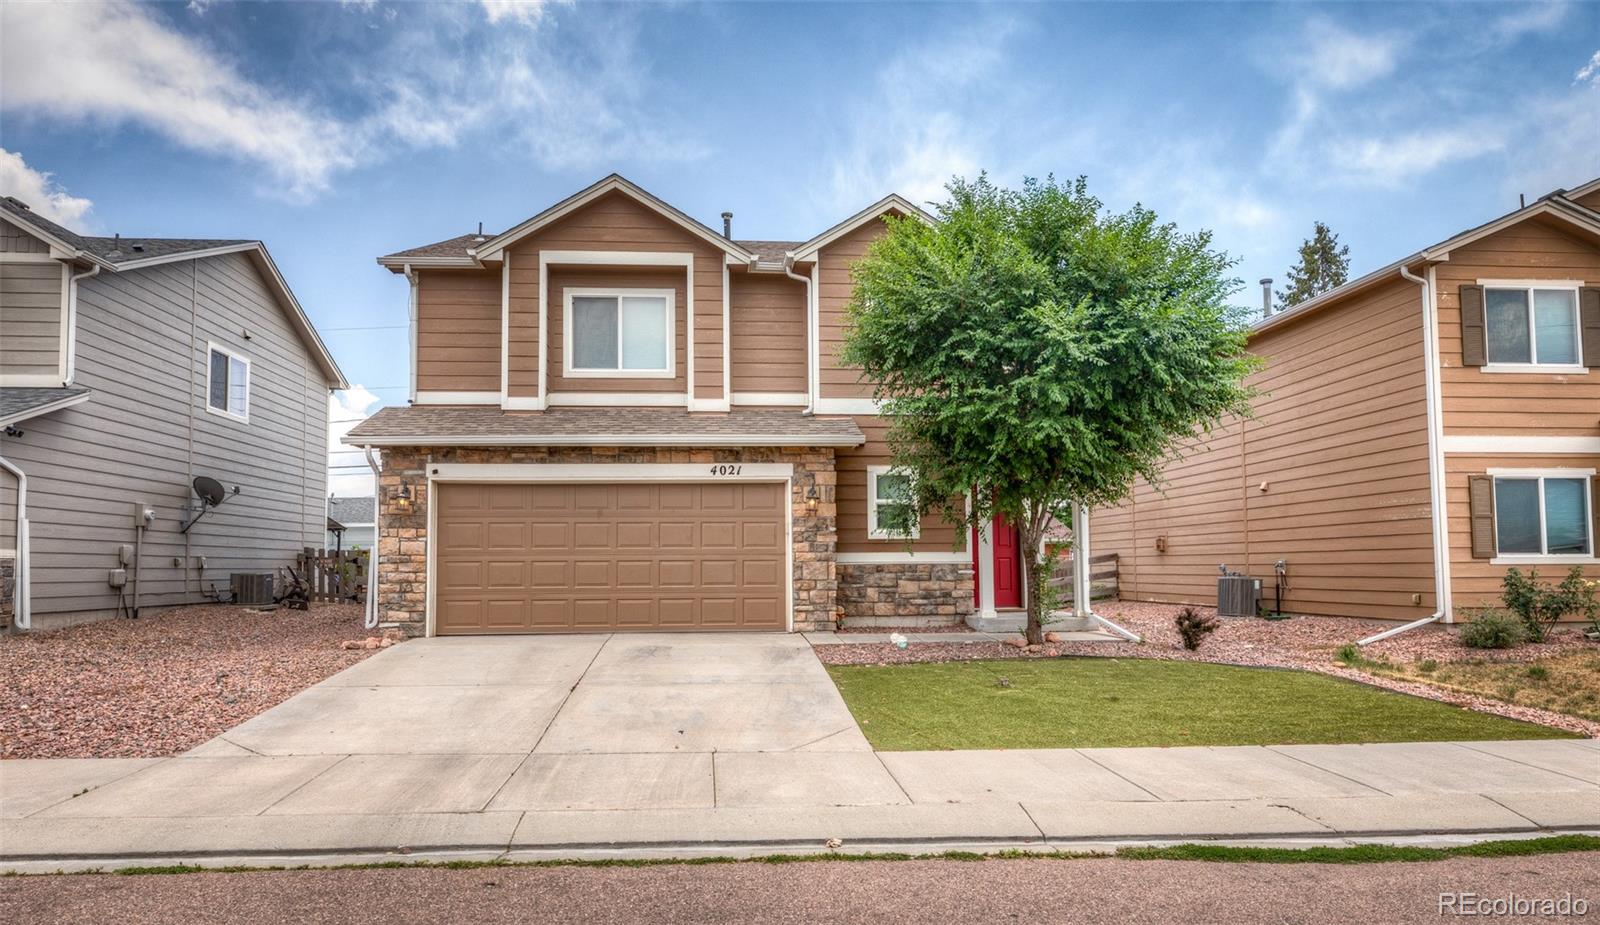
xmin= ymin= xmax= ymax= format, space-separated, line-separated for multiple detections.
xmin=1274 ymin=221 xmax=1349 ymax=311
xmin=841 ymin=175 xmax=1259 ymax=643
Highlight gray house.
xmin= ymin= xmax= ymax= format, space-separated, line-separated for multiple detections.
xmin=325 ymin=496 xmax=376 ymax=550
xmin=0 ymin=197 xmax=347 ymax=629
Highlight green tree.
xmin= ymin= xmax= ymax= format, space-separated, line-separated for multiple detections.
xmin=842 ymin=175 xmax=1259 ymax=644
xmin=1274 ymin=221 xmax=1349 ymax=311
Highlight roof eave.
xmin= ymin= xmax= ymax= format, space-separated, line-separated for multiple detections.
xmin=375 ymin=255 xmax=483 ymax=271
xmin=0 ymin=389 xmax=93 ymax=428
xmin=789 ymin=193 xmax=934 ymax=261
xmin=346 ymin=433 xmax=867 ymax=448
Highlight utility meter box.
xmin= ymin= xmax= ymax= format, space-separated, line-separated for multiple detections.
xmin=107 ymin=569 xmax=127 ymax=589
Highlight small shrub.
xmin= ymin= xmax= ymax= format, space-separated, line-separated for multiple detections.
xmin=1501 ymin=567 xmax=1599 ymax=643
xmin=1524 ymin=664 xmax=1550 ymax=682
xmin=1174 ymin=607 xmax=1218 ymax=650
xmin=1459 ymin=609 xmax=1527 ymax=650
xmin=1335 ymin=643 xmax=1362 ymax=665
xmin=1416 ymin=658 xmax=1438 ymax=674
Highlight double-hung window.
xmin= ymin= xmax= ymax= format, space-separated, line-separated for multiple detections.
xmin=565 ymin=288 xmax=674 ymax=377
xmin=1483 ymin=284 xmax=1582 ymax=369
xmin=866 ymin=465 xmax=919 ymax=539
xmin=206 ymin=343 xmax=250 ymax=421
xmin=1492 ymin=471 xmax=1594 ymax=562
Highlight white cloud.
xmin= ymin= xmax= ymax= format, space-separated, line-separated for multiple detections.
xmin=0 ymin=148 xmax=94 ymax=227
xmin=1492 ymin=1 xmax=1570 ymax=40
xmin=1577 ymin=49 xmax=1600 ymax=86
xmin=1331 ymin=127 xmax=1506 ymax=189
xmin=479 ymin=0 xmax=567 ymax=27
xmin=1 ymin=1 xmax=354 ymax=200
xmin=1296 ymin=17 xmax=1402 ymax=90
xmin=327 ymin=386 xmax=381 ymax=498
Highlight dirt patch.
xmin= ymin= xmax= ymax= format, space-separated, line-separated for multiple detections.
xmin=813 ymin=601 xmax=1600 ymax=737
xmin=0 ymin=603 xmax=381 ymax=759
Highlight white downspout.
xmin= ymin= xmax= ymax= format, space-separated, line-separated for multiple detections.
xmin=65 ymin=264 xmax=101 ymax=385
xmin=363 ymin=448 xmax=381 ymax=630
xmin=404 ymin=263 xmax=419 ymax=404
xmin=783 ymin=257 xmax=815 ymax=415
xmin=0 ymin=454 xmax=29 ymax=630
xmin=1359 ymin=262 xmax=1448 ymax=645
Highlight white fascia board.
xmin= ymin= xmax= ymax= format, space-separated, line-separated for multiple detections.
xmin=349 ymin=433 xmax=866 ymax=448
xmin=1443 ymin=436 xmax=1600 ymax=455
xmin=376 ymin=256 xmax=480 ymax=270
xmin=429 ymin=462 xmax=795 ymax=481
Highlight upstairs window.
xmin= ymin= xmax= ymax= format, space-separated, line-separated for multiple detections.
xmin=867 ymin=465 xmax=919 ymax=539
xmin=565 ymin=289 xmax=674 ymax=377
xmin=1484 ymin=285 xmax=1581 ymax=368
xmin=1493 ymin=473 xmax=1593 ymax=559
xmin=206 ymin=344 xmax=250 ymax=421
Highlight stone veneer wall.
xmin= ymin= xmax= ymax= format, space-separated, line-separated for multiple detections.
xmin=375 ymin=446 xmax=839 ymax=636
xmin=0 ymin=556 xmax=13 ymax=627
xmin=838 ymin=562 xmax=975 ymax=627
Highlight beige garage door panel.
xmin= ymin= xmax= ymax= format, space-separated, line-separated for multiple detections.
xmin=436 ymin=481 xmax=787 ymax=635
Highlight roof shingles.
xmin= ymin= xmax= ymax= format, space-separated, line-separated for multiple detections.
xmin=346 ymin=406 xmax=864 ymax=447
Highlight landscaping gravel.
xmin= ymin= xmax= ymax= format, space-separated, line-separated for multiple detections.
xmin=812 ymin=601 xmax=1600 ymax=738
xmin=0 ymin=604 xmax=380 ymax=759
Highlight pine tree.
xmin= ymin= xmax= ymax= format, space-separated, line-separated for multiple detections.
xmin=1275 ymin=222 xmax=1350 ymax=311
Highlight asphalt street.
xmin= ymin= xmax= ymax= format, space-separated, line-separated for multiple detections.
xmin=5 ymin=854 xmax=1598 ymax=924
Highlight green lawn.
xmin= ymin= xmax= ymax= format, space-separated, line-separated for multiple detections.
xmin=826 ymin=658 xmax=1577 ymax=750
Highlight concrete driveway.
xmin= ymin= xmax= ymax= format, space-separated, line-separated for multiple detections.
xmin=61 ymin=633 xmax=887 ymax=817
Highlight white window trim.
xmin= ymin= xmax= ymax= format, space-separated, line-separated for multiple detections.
xmin=205 ymin=342 xmax=251 ymax=423
xmin=1487 ymin=467 xmax=1596 ymax=564
xmin=866 ymin=464 xmax=920 ymax=540
xmin=561 ymin=287 xmax=676 ymax=378
xmin=1478 ymin=280 xmax=1585 ymax=370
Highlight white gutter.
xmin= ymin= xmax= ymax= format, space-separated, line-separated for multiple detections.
xmin=0 ymin=454 xmax=29 ymax=629
xmin=404 ymin=263 xmax=419 ymax=404
xmin=64 ymin=264 xmax=100 ymax=384
xmin=363 ymin=448 xmax=381 ymax=630
xmin=782 ymin=257 xmax=816 ymax=415
xmin=1359 ymin=262 xmax=1450 ymax=645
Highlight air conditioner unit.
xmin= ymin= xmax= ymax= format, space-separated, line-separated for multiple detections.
xmin=231 ymin=572 xmax=275 ymax=605
xmin=1217 ymin=575 xmax=1262 ymax=618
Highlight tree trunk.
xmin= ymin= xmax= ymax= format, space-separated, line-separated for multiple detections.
xmin=1019 ymin=522 xmax=1049 ymax=646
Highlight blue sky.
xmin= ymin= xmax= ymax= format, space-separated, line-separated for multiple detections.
xmin=2 ymin=0 xmax=1597 ymax=491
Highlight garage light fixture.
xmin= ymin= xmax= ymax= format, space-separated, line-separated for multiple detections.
xmin=391 ymin=484 xmax=413 ymax=514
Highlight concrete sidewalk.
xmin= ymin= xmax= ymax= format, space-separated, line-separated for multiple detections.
xmin=3 ymin=739 xmax=1596 ymax=869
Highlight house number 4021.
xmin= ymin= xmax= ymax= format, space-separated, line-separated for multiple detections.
xmin=708 ymin=464 xmax=743 ymax=476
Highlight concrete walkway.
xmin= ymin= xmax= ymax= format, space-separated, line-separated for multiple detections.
xmin=1 ymin=634 xmax=1596 ymax=869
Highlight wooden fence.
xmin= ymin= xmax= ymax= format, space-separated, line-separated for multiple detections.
xmin=1045 ymin=551 xmax=1119 ymax=603
xmin=296 ymin=547 xmax=369 ymax=603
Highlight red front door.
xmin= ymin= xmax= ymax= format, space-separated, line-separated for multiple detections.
xmin=972 ymin=517 xmax=1024 ymax=608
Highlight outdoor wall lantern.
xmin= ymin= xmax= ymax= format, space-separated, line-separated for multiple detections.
xmin=391 ymin=484 xmax=413 ymax=514
xmin=805 ymin=485 xmax=819 ymax=512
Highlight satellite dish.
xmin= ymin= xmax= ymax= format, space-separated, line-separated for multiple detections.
xmin=194 ymin=476 xmax=229 ymax=507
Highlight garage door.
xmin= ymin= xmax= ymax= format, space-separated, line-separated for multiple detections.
xmin=434 ymin=481 xmax=788 ymax=634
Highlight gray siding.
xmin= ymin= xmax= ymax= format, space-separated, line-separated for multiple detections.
xmin=325 ymin=525 xmax=376 ymax=549
xmin=0 ymin=259 xmax=66 ymax=381
xmin=0 ymin=251 xmax=330 ymax=623
xmin=1 ymin=218 xmax=50 ymax=254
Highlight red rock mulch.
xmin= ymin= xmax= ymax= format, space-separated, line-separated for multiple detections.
xmin=0 ymin=603 xmax=384 ymax=759
xmin=814 ymin=601 xmax=1600 ymax=737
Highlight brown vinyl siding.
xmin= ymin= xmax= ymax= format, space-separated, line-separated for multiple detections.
xmin=730 ymin=271 xmax=806 ymax=397
xmin=0 ymin=259 xmax=65 ymax=380
xmin=1 ymin=218 xmax=50 ymax=254
xmin=816 ymin=222 xmax=882 ymax=400
xmin=1573 ymin=188 xmax=1600 ymax=211
xmin=545 ymin=266 xmax=687 ymax=394
xmin=1435 ymin=219 xmax=1600 ymax=436
xmin=835 ymin=415 xmax=963 ymax=554
xmin=415 ymin=269 xmax=501 ymax=394
xmin=1446 ymin=453 xmax=1599 ymax=615
xmin=504 ymin=191 xmax=725 ymax=401
xmin=1097 ymin=277 xmax=1437 ymax=620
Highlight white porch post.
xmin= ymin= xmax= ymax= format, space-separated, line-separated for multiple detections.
xmin=1072 ymin=503 xmax=1092 ymax=618
xmin=976 ymin=519 xmax=997 ymax=620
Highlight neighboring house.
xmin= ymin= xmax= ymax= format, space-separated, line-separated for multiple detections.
xmin=1095 ymin=179 xmax=1600 ymax=624
xmin=326 ymin=496 xmax=376 ymax=549
xmin=0 ymin=197 xmax=347 ymax=629
xmin=347 ymin=174 xmax=1017 ymax=637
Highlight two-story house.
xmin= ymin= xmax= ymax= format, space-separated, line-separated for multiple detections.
xmin=1094 ymin=178 xmax=1600 ymax=629
xmin=347 ymin=175 xmax=1028 ymax=636
xmin=0 ymin=197 xmax=347 ymax=629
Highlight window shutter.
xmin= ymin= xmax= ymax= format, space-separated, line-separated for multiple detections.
xmin=1460 ymin=285 xmax=1487 ymax=367
xmin=1580 ymin=287 xmax=1600 ymax=369
xmin=1468 ymin=475 xmax=1496 ymax=559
